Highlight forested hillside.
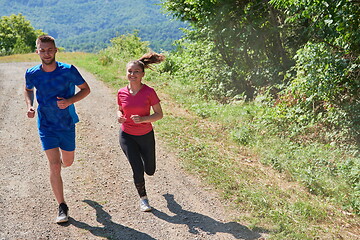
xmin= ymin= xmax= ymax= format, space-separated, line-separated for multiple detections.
xmin=0 ymin=0 xmax=186 ymax=52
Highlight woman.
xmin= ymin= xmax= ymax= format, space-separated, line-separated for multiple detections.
xmin=117 ymin=52 xmax=164 ymax=211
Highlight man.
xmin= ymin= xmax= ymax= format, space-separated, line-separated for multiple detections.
xmin=24 ymin=35 xmax=90 ymax=223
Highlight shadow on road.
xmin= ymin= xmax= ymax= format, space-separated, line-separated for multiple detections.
xmin=152 ymin=193 xmax=267 ymax=239
xmin=69 ymin=200 xmax=155 ymax=240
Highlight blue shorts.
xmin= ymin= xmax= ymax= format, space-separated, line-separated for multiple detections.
xmin=39 ymin=129 xmax=76 ymax=151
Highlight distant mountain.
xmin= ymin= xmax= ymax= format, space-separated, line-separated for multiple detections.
xmin=0 ymin=0 xmax=187 ymax=52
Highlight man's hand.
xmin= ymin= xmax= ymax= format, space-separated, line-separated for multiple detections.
xmin=27 ymin=107 xmax=35 ymax=118
xmin=57 ymin=97 xmax=71 ymax=109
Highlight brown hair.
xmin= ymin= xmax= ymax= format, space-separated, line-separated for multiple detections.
xmin=36 ymin=35 xmax=56 ymax=48
xmin=127 ymin=52 xmax=165 ymax=71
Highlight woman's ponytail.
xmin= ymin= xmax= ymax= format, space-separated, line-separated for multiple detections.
xmin=127 ymin=52 xmax=165 ymax=71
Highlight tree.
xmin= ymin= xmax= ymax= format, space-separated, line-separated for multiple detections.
xmin=0 ymin=14 xmax=44 ymax=56
xmin=162 ymin=0 xmax=299 ymax=99
xmin=270 ymin=0 xmax=360 ymax=56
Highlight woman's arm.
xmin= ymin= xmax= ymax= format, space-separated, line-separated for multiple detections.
xmin=131 ymin=102 xmax=163 ymax=124
xmin=117 ymin=105 xmax=127 ymax=123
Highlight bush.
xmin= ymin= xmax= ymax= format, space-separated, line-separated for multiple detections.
xmin=272 ymin=42 xmax=359 ymax=144
xmin=162 ymin=39 xmax=237 ymax=103
xmin=98 ymin=31 xmax=150 ymax=65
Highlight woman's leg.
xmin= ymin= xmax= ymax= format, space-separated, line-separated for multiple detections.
xmin=138 ymin=130 xmax=156 ymax=176
xmin=119 ymin=130 xmax=146 ymax=195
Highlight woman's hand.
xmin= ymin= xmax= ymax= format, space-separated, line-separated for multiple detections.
xmin=117 ymin=108 xmax=127 ymax=124
xmin=118 ymin=115 xmax=127 ymax=123
xmin=130 ymin=115 xmax=142 ymax=124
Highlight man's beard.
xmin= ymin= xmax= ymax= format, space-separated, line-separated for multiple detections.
xmin=42 ymin=57 xmax=55 ymax=65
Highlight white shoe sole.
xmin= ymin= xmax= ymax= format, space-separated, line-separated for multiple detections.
xmin=56 ymin=215 xmax=69 ymax=223
xmin=140 ymin=206 xmax=152 ymax=212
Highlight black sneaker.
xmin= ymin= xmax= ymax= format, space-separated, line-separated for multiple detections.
xmin=56 ymin=203 xmax=69 ymax=223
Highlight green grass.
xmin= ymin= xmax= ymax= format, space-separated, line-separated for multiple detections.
xmin=2 ymin=52 xmax=359 ymax=239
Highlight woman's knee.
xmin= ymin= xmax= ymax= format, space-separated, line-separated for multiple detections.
xmin=145 ymin=166 xmax=156 ymax=176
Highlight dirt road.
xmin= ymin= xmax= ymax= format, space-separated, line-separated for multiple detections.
xmin=0 ymin=62 xmax=265 ymax=240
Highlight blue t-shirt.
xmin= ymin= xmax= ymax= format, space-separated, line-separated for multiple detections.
xmin=25 ymin=62 xmax=85 ymax=132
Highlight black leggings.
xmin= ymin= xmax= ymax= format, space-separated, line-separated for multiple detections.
xmin=119 ymin=130 xmax=156 ymax=196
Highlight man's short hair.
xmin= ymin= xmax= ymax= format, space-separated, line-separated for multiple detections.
xmin=36 ymin=35 xmax=56 ymax=48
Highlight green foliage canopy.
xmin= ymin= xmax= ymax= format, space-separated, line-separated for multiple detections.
xmin=162 ymin=0 xmax=298 ymax=98
xmin=0 ymin=13 xmax=43 ymax=55
xmin=270 ymin=0 xmax=360 ymax=56
xmin=162 ymin=0 xmax=359 ymax=144
xmin=162 ymin=0 xmax=359 ymax=97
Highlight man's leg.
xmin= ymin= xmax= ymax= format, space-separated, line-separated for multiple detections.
xmin=45 ymin=148 xmax=64 ymax=204
xmin=41 ymin=129 xmax=75 ymax=222
xmin=45 ymin=148 xmax=73 ymax=223
xmin=45 ymin=148 xmax=75 ymax=203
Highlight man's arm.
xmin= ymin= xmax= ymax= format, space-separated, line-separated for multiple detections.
xmin=57 ymin=82 xmax=91 ymax=109
xmin=24 ymin=87 xmax=35 ymax=118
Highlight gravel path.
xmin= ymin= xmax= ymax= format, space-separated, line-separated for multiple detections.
xmin=0 ymin=62 xmax=264 ymax=240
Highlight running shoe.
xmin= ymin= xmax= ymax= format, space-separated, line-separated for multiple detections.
xmin=56 ymin=203 xmax=69 ymax=223
xmin=140 ymin=197 xmax=152 ymax=212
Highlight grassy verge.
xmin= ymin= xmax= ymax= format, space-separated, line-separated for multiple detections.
xmin=150 ymin=72 xmax=360 ymax=239
xmin=2 ymin=53 xmax=359 ymax=239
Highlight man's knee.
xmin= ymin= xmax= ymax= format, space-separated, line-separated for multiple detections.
xmin=61 ymin=150 xmax=75 ymax=167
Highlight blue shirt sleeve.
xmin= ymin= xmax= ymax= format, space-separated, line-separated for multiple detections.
xmin=70 ymin=65 xmax=86 ymax=86
xmin=25 ymin=69 xmax=34 ymax=89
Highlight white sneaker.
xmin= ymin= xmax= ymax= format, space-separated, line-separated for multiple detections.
xmin=140 ymin=197 xmax=152 ymax=212
xmin=56 ymin=203 xmax=69 ymax=223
